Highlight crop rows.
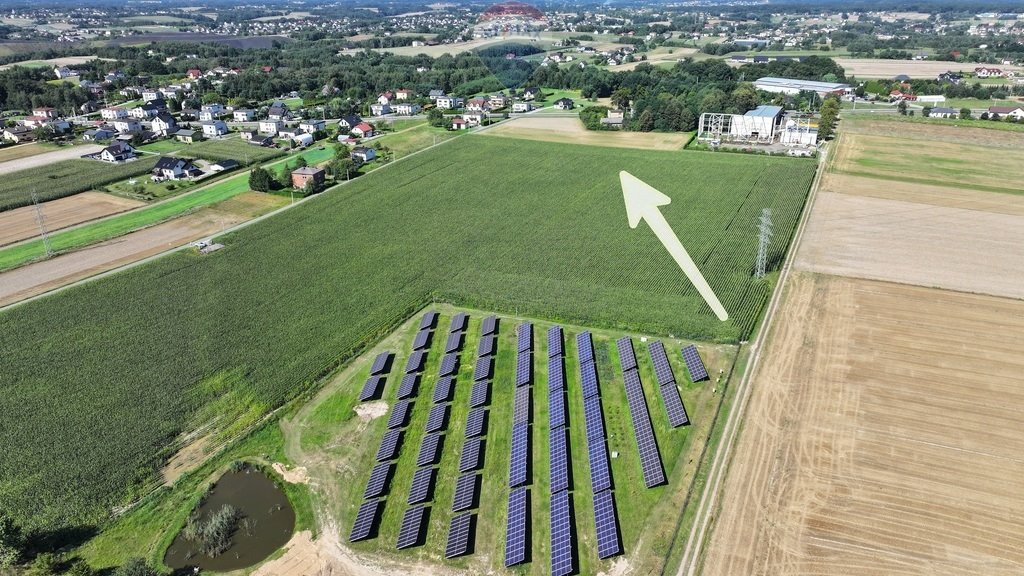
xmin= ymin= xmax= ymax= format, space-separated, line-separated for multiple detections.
xmin=0 ymin=157 xmax=160 ymax=212
xmin=0 ymin=137 xmax=815 ymax=533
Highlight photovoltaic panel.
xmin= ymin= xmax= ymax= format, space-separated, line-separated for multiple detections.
xmin=469 ymin=379 xmax=489 ymax=408
xmin=576 ymin=331 xmax=594 ymax=365
xmin=580 ymin=360 xmax=600 ymax=399
xmin=549 ymin=426 xmax=569 ymax=493
xmin=509 ymin=421 xmax=529 ymax=487
xmin=513 ymin=386 xmax=531 ymax=425
xmin=550 ymin=491 xmax=574 ymax=576
xmin=622 ymin=370 xmax=666 ymax=488
xmin=449 ymin=312 xmax=468 ymax=334
xmin=451 ymin=472 xmax=478 ymax=512
xmin=514 ymin=351 xmax=532 ymax=387
xmin=348 ymin=500 xmax=381 ymax=542
xmin=516 ymin=322 xmax=533 ymax=352
xmin=445 ymin=512 xmax=473 ymax=559
xmin=547 ymin=326 xmax=563 ymax=358
xmin=363 ymin=462 xmax=392 ymax=499
xmin=396 ymin=505 xmax=426 ymax=549
xmin=412 ymin=329 xmax=432 ymax=351
xmin=416 ymin=433 xmax=443 ymax=467
xmin=682 ymin=344 xmax=709 ymax=382
xmin=376 ymin=429 xmax=403 ymax=462
xmin=587 ymin=438 xmax=612 ymax=492
xmin=407 ymin=467 xmax=435 ymax=505
xmin=359 ymin=375 xmax=385 ymax=402
xmin=548 ymin=356 xmax=565 ymax=390
xmin=473 ymin=356 xmax=493 ymax=381
xmin=445 ymin=331 xmax=464 ymax=354
xmin=388 ymin=399 xmax=411 ymax=429
xmin=396 ymin=373 xmax=419 ymax=400
xmin=647 ymin=341 xmax=676 ymax=387
xmin=481 ymin=315 xmax=498 ymax=335
xmin=432 ymin=376 xmax=454 ymax=404
xmin=593 ymin=490 xmax=622 ymax=559
xmin=465 ymin=407 xmax=486 ymax=438
xmin=616 ymin=336 xmax=637 ymax=372
xmin=548 ymin=388 xmax=567 ymax=429
xmin=504 ymin=486 xmax=528 ymax=567
xmin=405 ymin=350 xmax=427 ymax=374
xmin=660 ymin=383 xmax=690 ymax=427
xmin=439 ymin=353 xmax=459 ymax=378
xmin=583 ymin=395 xmax=606 ymax=441
xmin=370 ymin=351 xmax=392 ymax=376
xmin=419 ymin=311 xmax=438 ymax=331
xmin=459 ymin=437 xmax=483 ymax=472
xmin=425 ymin=404 xmax=448 ymax=433
xmin=476 ymin=334 xmax=496 ymax=357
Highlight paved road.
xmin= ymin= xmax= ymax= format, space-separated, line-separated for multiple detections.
xmin=0 ymin=144 xmax=103 ymax=175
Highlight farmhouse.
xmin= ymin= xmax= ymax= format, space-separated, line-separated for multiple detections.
xmin=201 ymin=120 xmax=228 ymax=138
xmin=291 ymin=166 xmax=325 ymax=189
xmin=233 ymin=109 xmax=256 ymax=122
xmin=152 ymin=156 xmax=200 ymax=181
xmin=754 ymin=77 xmax=851 ymax=96
xmin=989 ymin=106 xmax=1024 ymax=119
xmin=351 ymin=147 xmax=376 ymax=163
xmin=98 ymin=142 xmax=136 ymax=163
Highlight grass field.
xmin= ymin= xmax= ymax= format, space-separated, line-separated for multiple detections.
xmin=0 ymin=142 xmax=56 ymax=163
xmin=0 ymin=157 xmax=160 ymax=212
xmin=307 ymin=309 xmax=732 ymax=576
xmin=140 ymin=137 xmax=286 ymax=165
xmin=366 ymin=123 xmax=464 ymax=160
xmin=0 ymin=147 xmax=331 ymax=271
xmin=0 ymin=137 xmax=814 ymax=540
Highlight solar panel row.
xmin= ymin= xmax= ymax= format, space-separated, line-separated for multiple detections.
xmin=616 ymin=336 xmax=637 ymax=372
xmin=548 ymin=356 xmax=565 ymax=390
xmin=387 ymin=399 xmax=411 ymax=429
xmin=473 ymin=356 xmax=492 ymax=381
xmin=407 ymin=467 xmax=435 ymax=505
xmin=593 ymin=490 xmax=622 ymax=559
xmin=477 ymin=334 xmax=496 ymax=357
xmin=513 ymin=386 xmax=531 ymax=425
xmin=647 ymin=340 xmax=676 ymax=387
xmin=449 ymin=312 xmax=468 ymax=334
xmin=363 ymin=462 xmax=392 ymax=499
xmin=359 ymin=374 xmax=385 ymax=402
xmin=622 ymin=368 xmax=666 ymax=488
xmin=682 ymin=344 xmax=709 ymax=382
xmin=659 ymin=382 xmax=690 ymax=427
xmin=445 ymin=512 xmax=473 ymax=559
xmin=547 ymin=325 xmax=563 ymax=358
xmin=583 ymin=394 xmax=606 ymax=442
xmin=580 ymin=360 xmax=600 ymax=399
xmin=412 ymin=329 xmax=432 ymax=351
xmin=517 ymin=322 xmax=533 ymax=352
xmin=439 ymin=353 xmax=459 ymax=377
xmin=376 ymin=429 xmax=403 ymax=462
xmin=425 ymin=404 xmax=448 ymax=434
xmin=348 ymin=500 xmax=381 ymax=542
xmin=509 ymin=421 xmax=529 ymax=487
xmin=549 ymin=426 xmax=570 ymax=493
xmin=419 ymin=310 xmax=438 ymax=331
xmin=469 ymin=379 xmax=489 ymax=408
xmin=432 ymin=376 xmax=453 ymax=404
xmin=445 ymin=331 xmax=464 ymax=354
xmin=481 ymin=315 xmax=498 ymax=335
xmin=405 ymin=350 xmax=427 ymax=374
xmin=465 ymin=407 xmax=486 ymax=438
xmin=417 ymin=433 xmax=443 ymax=467
xmin=587 ymin=438 xmax=612 ymax=493
xmin=548 ymin=387 xmax=567 ymax=429
xmin=396 ymin=373 xmax=419 ymax=400
xmin=451 ymin=472 xmax=478 ymax=512
xmin=370 ymin=351 xmax=393 ymax=376
xmin=576 ymin=331 xmax=594 ymax=365
xmin=504 ymin=486 xmax=528 ymax=566
xmin=396 ymin=505 xmax=426 ymax=549
xmin=550 ymin=491 xmax=574 ymax=576
xmin=514 ymin=350 xmax=532 ymax=387
xmin=459 ymin=437 xmax=483 ymax=472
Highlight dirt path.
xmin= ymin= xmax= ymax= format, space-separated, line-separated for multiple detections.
xmin=483 ymin=116 xmax=692 ymax=150
xmin=0 ymin=192 xmax=145 ymax=247
xmin=0 ymin=209 xmax=242 ymax=306
xmin=0 ymin=144 xmax=103 ymax=175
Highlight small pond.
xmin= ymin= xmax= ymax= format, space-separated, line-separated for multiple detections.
xmin=164 ymin=465 xmax=295 ymax=572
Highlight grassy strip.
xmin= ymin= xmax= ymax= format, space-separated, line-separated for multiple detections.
xmin=843 ymin=112 xmax=1024 ymax=133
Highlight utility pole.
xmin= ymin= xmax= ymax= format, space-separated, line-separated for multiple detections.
xmin=755 ymin=208 xmax=773 ymax=279
xmin=32 ymin=191 xmax=54 ymax=258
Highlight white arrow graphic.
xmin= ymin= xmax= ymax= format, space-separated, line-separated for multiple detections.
xmin=620 ymin=171 xmax=729 ymax=321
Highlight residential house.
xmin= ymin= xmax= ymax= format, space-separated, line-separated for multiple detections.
xmin=377 ymin=91 xmax=394 ymax=105
xmin=975 ymin=66 xmax=1004 ymax=78
xmin=240 ymin=130 xmax=258 ymax=141
xmin=351 ymin=122 xmax=374 ymax=138
xmin=104 ymin=70 xmax=125 ymax=84
xmin=435 ymin=96 xmax=463 ymax=110
xmin=141 ymin=89 xmax=162 ymax=102
xmin=451 ymin=117 xmax=468 ymax=130
xmin=83 ymin=128 xmax=116 ymax=141
xmin=247 ymin=135 xmax=274 ymax=146
xmin=20 ymin=116 xmax=51 ymax=129
xmin=428 ymin=89 xmax=446 ymax=100
xmin=112 ymin=119 xmax=142 ymax=134
xmin=291 ymin=166 xmax=326 ymax=189
xmin=394 ymin=103 xmax=421 ymax=115
xmin=267 ymin=103 xmax=289 ymax=121
xmin=159 ymin=87 xmax=182 ymax=101
xmin=512 ymin=101 xmax=533 ymax=113
xmin=351 ymin=147 xmax=376 ymax=163
xmin=3 ymin=126 xmax=36 ymax=143
xmin=98 ymin=142 xmax=136 ymax=163
xmin=462 ymin=113 xmax=484 ymax=126
xmin=175 ymin=129 xmax=199 ymax=143
xmin=233 ymin=109 xmax=255 ymax=122
xmin=101 ymin=107 xmax=128 ymax=120
xmin=278 ymin=127 xmax=300 ymax=140
xmin=152 ymin=156 xmax=200 ymax=181
xmin=151 ymin=113 xmax=177 ymax=136
xmin=128 ymin=101 xmax=164 ymax=119
xmin=521 ymin=87 xmax=542 ymax=101
xmin=259 ymin=120 xmax=283 ymax=135
xmin=489 ymin=94 xmax=507 ymax=109
xmin=988 ymin=105 xmax=1024 ymax=119
xmin=554 ymin=98 xmax=575 ymax=110
xmin=395 ymin=89 xmax=414 ymax=100
xmin=937 ymin=71 xmax=963 ymax=84
xmin=298 ymin=119 xmax=326 ymax=134
xmin=32 ymin=107 xmax=58 ymax=119
xmin=121 ymin=87 xmax=143 ymax=99
xmin=54 ymin=66 xmax=77 ymax=79
xmin=210 ymin=160 xmax=239 ymax=172
xmin=80 ymin=101 xmax=102 ymax=114
xmin=338 ymin=115 xmax=363 ymax=131
xmin=199 ymin=104 xmax=224 ymax=121
xmin=601 ymin=109 xmax=626 ymax=127
xmin=186 ymin=68 xmax=203 ymax=79
xmin=370 ymin=103 xmax=392 ymax=116
xmin=466 ymin=98 xmax=490 ymax=112
xmin=201 ymin=120 xmax=228 ymax=138
xmin=929 ymin=106 xmax=959 ymax=118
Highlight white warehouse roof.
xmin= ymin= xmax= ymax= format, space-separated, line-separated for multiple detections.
xmin=754 ymin=77 xmax=850 ymax=94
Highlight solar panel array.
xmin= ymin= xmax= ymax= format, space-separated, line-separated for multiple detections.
xmin=659 ymin=381 xmax=689 ymax=428
xmin=580 ymin=361 xmax=600 ymax=399
xmin=417 ymin=433 xmax=442 ymax=466
xmin=548 ymin=355 xmax=565 ymax=389
xmin=517 ymin=322 xmax=533 ymax=352
xmin=445 ymin=512 xmax=473 ymax=559
xmin=616 ymin=337 xmax=637 ymax=372
xmin=376 ymin=429 xmax=403 ymax=462
xmin=396 ymin=373 xmax=419 ymax=400
xmin=547 ymin=326 xmax=563 ymax=358
xmin=412 ymin=329 xmax=432 ymax=351
xmin=550 ymin=491 xmax=574 ymax=576
xmin=682 ymin=344 xmax=709 ymax=382
xmin=477 ymin=334 xmax=496 ymax=357
xmin=514 ymin=351 xmax=532 ymax=386
xmin=451 ymin=472 xmax=478 ymax=512
xmin=469 ymin=379 xmax=489 ymax=408
xmin=396 ymin=505 xmax=426 ymax=549
xmin=439 ymin=353 xmax=458 ymax=377
xmin=504 ymin=486 xmax=528 ymax=566
xmin=509 ymin=421 xmax=529 ymax=487
xmin=513 ymin=386 xmax=531 ymax=424
xmin=587 ymin=438 xmax=612 ymax=493
xmin=593 ymin=490 xmax=622 ymax=559
xmin=444 ymin=332 xmax=464 ymax=354
xmin=548 ymin=386 xmax=567 ymax=429
xmin=359 ymin=375 xmax=385 ymax=402
xmin=465 ymin=407 xmax=486 ymax=438
xmin=432 ymin=376 xmax=453 ymax=404
xmin=419 ymin=310 xmax=438 ymax=331
xmin=349 ymin=500 xmax=381 ymax=542
xmin=481 ymin=315 xmax=498 ymax=335
xmin=576 ymin=331 xmax=594 ymax=365
xmin=407 ymin=467 xmax=435 ymax=505
xmin=648 ymin=341 xmax=676 ymax=387
xmin=449 ymin=312 xmax=468 ymax=334
xmin=549 ymin=426 xmax=569 ymax=493
xmin=584 ymin=395 xmax=606 ymax=442
xmin=459 ymin=437 xmax=483 ymax=472
xmin=387 ymin=399 xmax=411 ymax=429
xmin=425 ymin=404 xmax=448 ymax=433
xmin=370 ymin=351 xmax=393 ymax=376
xmin=405 ymin=350 xmax=426 ymax=374
xmin=473 ymin=356 xmax=492 ymax=381
xmin=363 ymin=462 xmax=392 ymax=499
xmin=622 ymin=368 xmax=666 ymax=488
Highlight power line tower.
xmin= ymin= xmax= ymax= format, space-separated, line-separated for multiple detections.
xmin=32 ymin=191 xmax=54 ymax=258
xmin=755 ymin=208 xmax=773 ymax=279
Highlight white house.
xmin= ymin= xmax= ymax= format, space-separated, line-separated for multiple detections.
xmin=435 ymin=96 xmax=463 ymax=110
xmin=233 ymin=109 xmax=255 ymax=122
xmin=201 ymin=120 xmax=228 ymax=138
xmin=988 ymin=105 xmax=1024 ymax=119
xmin=975 ymin=66 xmax=1004 ymax=78
xmin=128 ymin=102 xmax=162 ymax=119
xmin=101 ymin=107 xmax=128 ymax=120
xmin=394 ymin=103 xmax=421 ymax=115
xmin=112 ymin=119 xmax=142 ymax=134
xmin=141 ymin=89 xmax=162 ymax=102
xmin=351 ymin=146 xmax=376 ymax=163
xmin=512 ymin=102 xmax=533 ymax=113
xmin=370 ymin=103 xmax=392 ymax=116
xmin=152 ymin=156 xmax=200 ymax=181
xmin=338 ymin=115 xmax=363 ymax=131
xmin=298 ymin=119 xmax=325 ymax=134
xmin=259 ymin=120 xmax=283 ymax=135
xmin=929 ymin=106 xmax=959 ymax=118
xmin=54 ymin=66 xmax=77 ymax=79
xmin=199 ymin=104 xmax=224 ymax=121
xmin=98 ymin=142 xmax=136 ymax=163
xmin=151 ymin=113 xmax=178 ymax=136
xmin=462 ymin=113 xmax=484 ymax=126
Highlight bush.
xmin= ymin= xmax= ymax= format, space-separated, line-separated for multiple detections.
xmin=183 ymin=504 xmax=241 ymax=558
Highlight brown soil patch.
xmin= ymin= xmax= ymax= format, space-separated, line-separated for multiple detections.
xmin=0 ymin=209 xmax=244 ymax=307
xmin=0 ymin=192 xmax=145 ymax=247
xmin=161 ymin=432 xmax=214 ymax=485
xmin=272 ymin=462 xmax=310 ymax=484
xmin=484 ymin=116 xmax=691 ymax=150
xmin=352 ymin=401 xmax=388 ymax=422
xmin=818 ymin=172 xmax=1024 ymax=217
xmin=701 ymin=272 xmax=1024 ymax=576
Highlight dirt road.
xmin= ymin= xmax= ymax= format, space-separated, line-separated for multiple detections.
xmin=0 ymin=144 xmax=103 ymax=175
xmin=0 ymin=192 xmax=144 ymax=247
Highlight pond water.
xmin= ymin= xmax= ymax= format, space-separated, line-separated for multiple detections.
xmin=164 ymin=466 xmax=295 ymax=572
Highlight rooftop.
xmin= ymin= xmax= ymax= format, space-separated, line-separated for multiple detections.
xmin=754 ymin=77 xmax=850 ymax=91
xmin=745 ymin=105 xmax=784 ymax=118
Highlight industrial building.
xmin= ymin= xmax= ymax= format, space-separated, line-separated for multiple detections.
xmin=753 ymin=77 xmax=851 ymax=96
xmin=698 ymin=105 xmax=817 ymax=148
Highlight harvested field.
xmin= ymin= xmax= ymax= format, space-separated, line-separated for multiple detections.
xmin=0 ymin=192 xmax=145 ymax=247
xmin=833 ymin=57 xmax=1024 ymax=78
xmin=700 ymin=273 xmax=1024 ymax=576
xmin=0 ymin=143 xmax=53 ymax=163
xmin=816 ymin=172 xmax=1024 ymax=216
xmin=483 ymin=116 xmax=693 ymax=150
xmin=0 ymin=55 xmax=101 ymax=70
xmin=0 ymin=144 xmax=103 ymax=176
xmin=611 ymin=47 xmax=697 ymax=71
xmin=843 ymin=117 xmax=1024 ymax=148
xmin=0 ymin=209 xmax=243 ymax=307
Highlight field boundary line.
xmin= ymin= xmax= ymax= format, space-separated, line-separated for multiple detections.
xmin=676 ymin=141 xmax=831 ymax=576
